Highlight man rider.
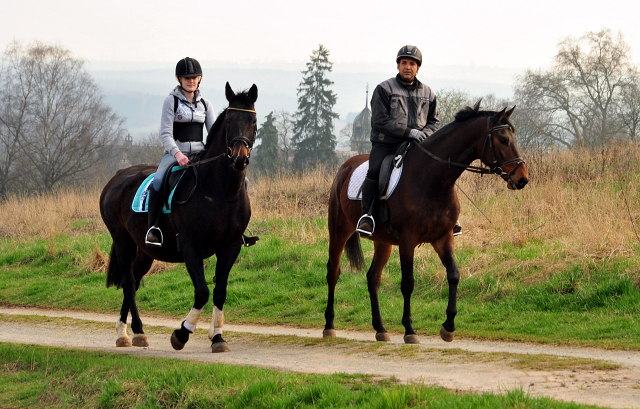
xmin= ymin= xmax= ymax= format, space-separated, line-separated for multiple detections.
xmin=356 ymin=45 xmax=440 ymax=235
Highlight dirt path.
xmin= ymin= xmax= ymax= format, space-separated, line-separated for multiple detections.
xmin=1 ymin=307 xmax=639 ymax=408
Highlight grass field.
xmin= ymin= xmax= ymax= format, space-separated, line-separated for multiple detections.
xmin=0 ymin=343 xmax=600 ymax=408
xmin=1 ymin=145 xmax=639 ymax=407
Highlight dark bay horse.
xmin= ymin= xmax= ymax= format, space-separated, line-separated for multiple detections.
xmin=100 ymin=82 xmax=257 ymax=353
xmin=324 ymin=103 xmax=529 ymax=344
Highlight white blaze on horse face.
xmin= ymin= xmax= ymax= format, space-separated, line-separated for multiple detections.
xmin=183 ymin=307 xmax=203 ymax=332
xmin=116 ymin=320 xmax=130 ymax=341
xmin=208 ymin=306 xmax=224 ymax=340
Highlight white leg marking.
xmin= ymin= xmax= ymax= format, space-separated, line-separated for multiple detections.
xmin=208 ymin=306 xmax=224 ymax=340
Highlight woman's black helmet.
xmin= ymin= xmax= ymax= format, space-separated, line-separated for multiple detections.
xmin=396 ymin=45 xmax=422 ymax=66
xmin=175 ymin=57 xmax=202 ymax=78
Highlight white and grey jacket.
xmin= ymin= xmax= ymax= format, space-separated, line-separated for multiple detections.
xmin=370 ymin=74 xmax=439 ymax=144
xmin=160 ymin=86 xmax=215 ymax=157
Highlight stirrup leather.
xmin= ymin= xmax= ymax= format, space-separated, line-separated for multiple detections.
xmin=145 ymin=226 xmax=163 ymax=246
xmin=356 ymin=214 xmax=375 ymax=236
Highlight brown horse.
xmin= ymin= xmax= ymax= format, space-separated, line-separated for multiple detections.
xmin=100 ymin=82 xmax=257 ymax=353
xmin=323 ymin=102 xmax=529 ymax=344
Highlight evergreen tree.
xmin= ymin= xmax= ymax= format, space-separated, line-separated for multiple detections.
xmin=292 ymin=45 xmax=339 ymax=170
xmin=254 ymin=112 xmax=279 ymax=175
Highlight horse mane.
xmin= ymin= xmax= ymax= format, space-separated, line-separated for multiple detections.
xmin=203 ymin=88 xmax=256 ymax=151
xmin=454 ymin=99 xmax=498 ymax=122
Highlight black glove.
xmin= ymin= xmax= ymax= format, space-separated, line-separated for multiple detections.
xmin=408 ymin=129 xmax=427 ymax=143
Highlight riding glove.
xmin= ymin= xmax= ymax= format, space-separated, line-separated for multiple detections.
xmin=408 ymin=129 xmax=427 ymax=143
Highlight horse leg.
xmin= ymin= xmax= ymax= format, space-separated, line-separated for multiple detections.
xmin=323 ymin=224 xmax=353 ymax=337
xmin=115 ymin=247 xmax=153 ymax=347
xmin=129 ymin=250 xmax=153 ymax=347
xmin=432 ymin=236 xmax=459 ymax=342
xmin=398 ymin=244 xmax=419 ymax=344
xmin=368 ymin=242 xmax=393 ymax=341
xmin=170 ymin=245 xmax=209 ymax=351
xmin=208 ymin=245 xmax=242 ymax=353
xmin=113 ymin=235 xmax=148 ymax=347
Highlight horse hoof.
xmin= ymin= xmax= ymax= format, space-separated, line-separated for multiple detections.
xmin=440 ymin=325 xmax=455 ymax=342
xmin=170 ymin=330 xmax=186 ymax=350
xmin=322 ymin=329 xmax=336 ymax=338
xmin=116 ymin=336 xmax=132 ymax=347
xmin=211 ymin=341 xmax=230 ymax=353
xmin=132 ymin=334 xmax=149 ymax=347
xmin=403 ymin=334 xmax=420 ymax=344
xmin=375 ymin=332 xmax=391 ymax=342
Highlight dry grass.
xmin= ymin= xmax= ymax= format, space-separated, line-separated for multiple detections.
xmin=3 ymin=145 xmax=640 ymax=280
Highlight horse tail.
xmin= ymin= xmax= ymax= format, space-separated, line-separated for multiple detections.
xmin=344 ymin=232 xmax=365 ymax=270
xmin=106 ymin=243 xmax=122 ymax=289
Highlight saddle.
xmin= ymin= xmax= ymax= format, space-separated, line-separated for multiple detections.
xmin=378 ymin=140 xmax=411 ymax=201
xmin=131 ymin=154 xmax=199 ymax=214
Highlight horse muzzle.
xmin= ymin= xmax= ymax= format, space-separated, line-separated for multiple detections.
xmin=228 ymin=137 xmax=252 ymax=170
xmin=501 ymin=161 xmax=529 ymax=190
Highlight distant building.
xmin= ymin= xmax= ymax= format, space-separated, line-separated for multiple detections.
xmin=351 ymin=85 xmax=371 ymax=155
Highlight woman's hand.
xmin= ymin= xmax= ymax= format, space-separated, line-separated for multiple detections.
xmin=175 ymin=152 xmax=190 ymax=166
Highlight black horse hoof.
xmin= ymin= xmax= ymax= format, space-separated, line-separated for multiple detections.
xmin=211 ymin=334 xmax=230 ymax=353
xmin=170 ymin=330 xmax=186 ymax=350
xmin=440 ymin=325 xmax=455 ymax=342
xmin=322 ymin=329 xmax=336 ymax=338
xmin=375 ymin=332 xmax=391 ymax=342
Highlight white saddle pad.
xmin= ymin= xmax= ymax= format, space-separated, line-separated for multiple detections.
xmin=347 ymin=160 xmax=403 ymax=200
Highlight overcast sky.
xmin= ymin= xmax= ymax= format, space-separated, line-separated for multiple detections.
xmin=2 ymin=0 xmax=640 ymax=73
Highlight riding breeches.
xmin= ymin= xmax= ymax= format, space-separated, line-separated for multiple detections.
xmin=366 ymin=142 xmax=400 ymax=181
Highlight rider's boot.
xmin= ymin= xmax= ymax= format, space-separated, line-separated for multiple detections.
xmin=145 ymin=188 xmax=163 ymax=247
xmin=242 ymin=233 xmax=259 ymax=247
xmin=356 ymin=177 xmax=378 ymax=236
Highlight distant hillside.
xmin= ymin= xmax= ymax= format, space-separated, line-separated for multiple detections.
xmin=88 ymin=61 xmax=519 ymax=143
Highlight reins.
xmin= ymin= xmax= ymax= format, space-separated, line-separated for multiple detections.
xmin=413 ymin=116 xmax=525 ymax=186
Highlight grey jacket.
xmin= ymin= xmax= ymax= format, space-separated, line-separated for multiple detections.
xmin=370 ymin=74 xmax=439 ymax=144
xmin=160 ymin=86 xmax=215 ymax=157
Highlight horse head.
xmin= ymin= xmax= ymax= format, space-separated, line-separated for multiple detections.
xmin=225 ymin=82 xmax=258 ymax=171
xmin=480 ymin=107 xmax=529 ymax=190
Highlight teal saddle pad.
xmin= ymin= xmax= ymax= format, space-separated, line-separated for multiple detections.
xmin=131 ymin=169 xmax=187 ymax=213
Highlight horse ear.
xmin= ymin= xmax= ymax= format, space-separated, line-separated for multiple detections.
xmin=225 ymin=82 xmax=235 ymax=102
xmin=473 ymin=99 xmax=482 ymax=111
xmin=494 ymin=107 xmax=507 ymax=124
xmin=505 ymin=106 xmax=516 ymax=119
xmin=248 ymin=84 xmax=258 ymax=103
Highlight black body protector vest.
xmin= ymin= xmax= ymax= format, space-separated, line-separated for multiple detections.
xmin=172 ymin=95 xmax=208 ymax=142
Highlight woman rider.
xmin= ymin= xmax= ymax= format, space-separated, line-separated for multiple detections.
xmin=145 ymin=57 xmax=258 ymax=247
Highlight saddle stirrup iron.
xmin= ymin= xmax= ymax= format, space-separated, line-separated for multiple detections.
xmin=356 ymin=214 xmax=375 ymax=236
xmin=145 ymin=226 xmax=163 ymax=246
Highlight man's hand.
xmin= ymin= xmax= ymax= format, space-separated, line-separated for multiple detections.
xmin=175 ymin=152 xmax=190 ymax=166
xmin=408 ymin=129 xmax=427 ymax=143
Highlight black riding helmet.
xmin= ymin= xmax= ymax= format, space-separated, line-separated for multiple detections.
xmin=175 ymin=57 xmax=202 ymax=78
xmin=396 ymin=45 xmax=422 ymax=67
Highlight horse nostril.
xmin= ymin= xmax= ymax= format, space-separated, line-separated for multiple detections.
xmin=518 ymin=178 xmax=529 ymax=189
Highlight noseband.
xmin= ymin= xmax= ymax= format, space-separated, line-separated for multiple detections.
xmin=482 ymin=117 xmax=526 ymax=188
xmin=225 ymin=107 xmax=256 ymax=159
xmin=414 ymin=116 xmax=525 ymax=187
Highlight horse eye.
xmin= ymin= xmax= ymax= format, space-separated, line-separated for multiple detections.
xmin=498 ymin=135 xmax=509 ymax=145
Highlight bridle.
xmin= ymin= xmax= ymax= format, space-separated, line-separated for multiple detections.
xmin=414 ymin=116 xmax=525 ymax=188
xmin=226 ymin=106 xmax=257 ymax=160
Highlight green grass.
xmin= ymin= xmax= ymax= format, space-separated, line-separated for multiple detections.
xmin=1 ymin=216 xmax=640 ymax=349
xmin=0 ymin=343 xmax=601 ymax=409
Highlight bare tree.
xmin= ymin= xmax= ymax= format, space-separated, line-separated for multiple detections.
xmin=515 ymin=29 xmax=638 ymax=148
xmin=618 ymin=78 xmax=640 ymax=142
xmin=436 ymin=88 xmax=470 ymax=125
xmin=0 ymin=41 xmax=125 ymax=195
xmin=273 ymin=110 xmax=294 ymax=172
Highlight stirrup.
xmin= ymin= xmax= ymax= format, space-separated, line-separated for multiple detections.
xmin=145 ymin=226 xmax=163 ymax=247
xmin=453 ymin=221 xmax=462 ymax=236
xmin=356 ymin=214 xmax=375 ymax=236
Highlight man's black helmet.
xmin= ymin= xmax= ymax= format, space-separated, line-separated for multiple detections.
xmin=396 ymin=45 xmax=422 ymax=66
xmin=175 ymin=57 xmax=202 ymax=78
